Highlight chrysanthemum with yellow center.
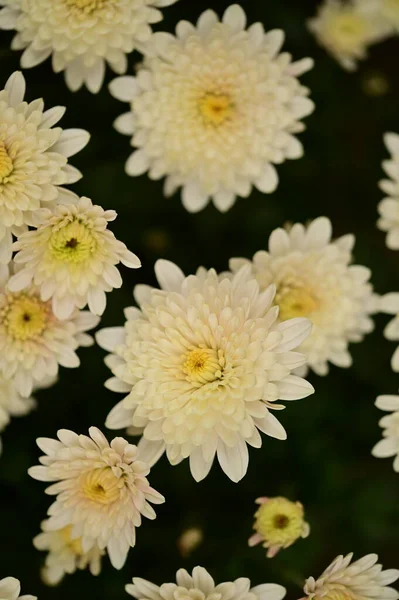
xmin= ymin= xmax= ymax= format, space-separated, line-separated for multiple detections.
xmin=9 ymin=196 xmax=141 ymax=320
xmin=308 ymin=0 xmax=389 ymax=71
xmin=109 ymin=4 xmax=314 ymax=213
xmin=230 ymin=217 xmax=377 ymax=376
xmin=29 ymin=427 xmax=165 ymax=570
xmin=0 ymin=263 xmax=99 ymax=397
xmin=249 ymin=496 xmax=309 ymax=558
xmin=0 ymin=0 xmax=179 ymax=94
xmin=97 ymin=259 xmax=314 ymax=483
xmin=0 ymin=71 xmax=89 ymax=264
xmin=302 ymin=553 xmax=399 ymax=600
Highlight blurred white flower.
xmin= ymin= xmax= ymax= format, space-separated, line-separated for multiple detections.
xmin=126 ymin=566 xmax=286 ymax=600
xmin=0 ymin=263 xmax=99 ymax=397
xmin=0 ymin=376 xmax=36 ymax=455
xmin=96 ymin=259 xmax=314 ymax=483
xmin=303 ymin=553 xmax=399 ymax=600
xmin=372 ymin=393 xmax=399 ymax=471
xmin=0 ymin=71 xmax=89 ymax=264
xmin=377 ymin=133 xmax=399 ymax=250
xmin=355 ymin=0 xmax=399 ymax=34
xmin=0 ymin=0 xmax=179 ymax=93
xmin=8 ymin=196 xmax=141 ymax=320
xmin=379 ymin=293 xmax=399 ymax=371
xmin=29 ymin=427 xmax=165 ymax=570
xmin=0 ymin=577 xmax=35 ymax=600
xmin=109 ymin=4 xmax=314 ymax=213
xmin=230 ymin=217 xmax=377 ymax=376
xmin=308 ymin=0 xmax=389 ymax=71
xmin=34 ymin=521 xmax=104 ymax=585
xmin=248 ymin=496 xmax=309 ymax=558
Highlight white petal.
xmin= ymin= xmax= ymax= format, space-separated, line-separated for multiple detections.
xmin=52 ymin=129 xmax=90 ymax=157
xmin=255 ymin=164 xmax=279 ymax=193
xmin=223 ymin=4 xmax=247 ymax=32
xmin=5 ymin=71 xmax=26 ymax=106
xmin=109 ymin=76 xmax=139 ymax=102
xmin=372 ymin=437 xmax=398 ymax=458
xmin=217 ymin=439 xmax=249 ymax=482
xmin=96 ymin=327 xmax=125 ymax=352
xmin=126 ymin=150 xmax=150 ymax=176
xmin=376 ymin=395 xmax=399 ymax=411
xmin=154 ymin=260 xmax=185 ymax=291
xmin=251 ymin=584 xmax=287 ymax=600
xmin=189 ymin=447 xmax=213 ymax=482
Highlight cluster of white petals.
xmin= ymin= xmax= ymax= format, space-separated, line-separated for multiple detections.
xmin=0 ymin=263 xmax=98 ymax=397
xmin=379 ymin=293 xmax=399 ymax=371
xmin=29 ymin=426 xmax=165 ymax=569
xmin=0 ymin=0 xmax=180 ymax=93
xmin=308 ymin=0 xmax=389 ymax=71
xmin=0 ymin=71 xmax=89 ymax=264
xmin=372 ymin=392 xmax=399 ymax=471
xmin=34 ymin=519 xmax=104 ymax=585
xmin=126 ymin=566 xmax=286 ymax=600
xmin=377 ymin=133 xmax=399 ymax=250
xmin=0 ymin=577 xmax=35 ymax=600
xmin=303 ymin=553 xmax=399 ymax=600
xmin=110 ymin=4 xmax=314 ymax=213
xmin=97 ymin=259 xmax=314 ymax=483
xmin=0 ymin=375 xmax=36 ymax=455
xmin=8 ymin=196 xmax=141 ymax=320
xmin=230 ymin=217 xmax=377 ymax=376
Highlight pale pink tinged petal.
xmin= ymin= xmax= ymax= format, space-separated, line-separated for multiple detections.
xmin=248 ymin=532 xmax=263 ymax=547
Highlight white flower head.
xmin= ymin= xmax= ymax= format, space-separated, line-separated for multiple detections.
xmin=0 ymin=263 xmax=99 ymax=397
xmin=0 ymin=577 xmax=36 ymax=600
xmin=303 ymin=553 xmax=399 ymax=600
xmin=229 ymin=217 xmax=377 ymax=376
xmin=355 ymin=0 xmax=399 ymax=33
xmin=34 ymin=520 xmax=105 ymax=585
xmin=379 ymin=293 xmax=399 ymax=371
xmin=96 ymin=259 xmax=314 ymax=483
xmin=377 ymin=133 xmax=399 ymax=250
xmin=0 ymin=0 xmax=180 ymax=94
xmin=372 ymin=393 xmax=399 ymax=471
xmin=8 ymin=196 xmax=141 ymax=320
xmin=126 ymin=566 xmax=286 ymax=600
xmin=308 ymin=0 xmax=389 ymax=71
xmin=28 ymin=426 xmax=165 ymax=570
xmin=0 ymin=375 xmax=36 ymax=455
xmin=109 ymin=4 xmax=314 ymax=213
xmin=0 ymin=71 xmax=90 ymax=264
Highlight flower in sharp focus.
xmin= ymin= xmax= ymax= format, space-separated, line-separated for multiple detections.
xmin=229 ymin=217 xmax=377 ymax=376
xmin=0 ymin=263 xmax=99 ymax=397
xmin=34 ymin=520 xmax=105 ymax=585
xmin=109 ymin=4 xmax=314 ymax=213
xmin=0 ymin=375 xmax=36 ymax=455
xmin=302 ymin=553 xmax=399 ymax=600
xmin=0 ymin=577 xmax=36 ymax=600
xmin=0 ymin=0 xmax=180 ymax=94
xmin=379 ymin=293 xmax=399 ymax=371
xmin=8 ymin=196 xmax=141 ymax=320
xmin=126 ymin=566 xmax=286 ymax=600
xmin=248 ymin=496 xmax=310 ymax=558
xmin=377 ymin=133 xmax=399 ymax=250
xmin=28 ymin=427 xmax=165 ymax=569
xmin=96 ymin=259 xmax=314 ymax=483
xmin=372 ymin=393 xmax=399 ymax=471
xmin=0 ymin=71 xmax=89 ymax=264
xmin=308 ymin=0 xmax=389 ymax=71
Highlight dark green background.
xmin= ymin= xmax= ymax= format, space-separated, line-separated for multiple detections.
xmin=1 ymin=0 xmax=398 ymax=598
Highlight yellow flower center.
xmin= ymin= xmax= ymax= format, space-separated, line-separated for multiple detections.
xmin=254 ymin=497 xmax=305 ymax=546
xmin=60 ymin=526 xmax=83 ymax=556
xmin=80 ymin=468 xmax=121 ymax=505
xmin=275 ymin=284 xmax=318 ymax=321
xmin=199 ymin=94 xmax=234 ymax=126
xmin=330 ymin=13 xmax=369 ymax=50
xmin=2 ymin=294 xmax=49 ymax=341
xmin=322 ymin=590 xmax=356 ymax=600
xmin=183 ymin=348 xmax=225 ymax=384
xmin=0 ymin=142 xmax=13 ymax=183
xmin=65 ymin=0 xmax=110 ymax=13
xmin=49 ymin=220 xmax=97 ymax=264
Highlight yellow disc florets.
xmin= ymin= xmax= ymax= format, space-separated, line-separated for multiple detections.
xmin=1 ymin=293 xmax=49 ymax=342
xmin=80 ymin=468 xmax=121 ymax=505
xmin=183 ymin=348 xmax=225 ymax=384
xmin=49 ymin=219 xmax=98 ymax=265
xmin=0 ymin=142 xmax=13 ymax=183
xmin=199 ymin=93 xmax=234 ymax=126
xmin=319 ymin=589 xmax=356 ymax=600
xmin=254 ymin=497 xmax=306 ymax=549
xmin=275 ymin=281 xmax=319 ymax=321
xmin=65 ymin=0 xmax=111 ymax=14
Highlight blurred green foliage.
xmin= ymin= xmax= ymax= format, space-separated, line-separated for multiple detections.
xmin=1 ymin=0 xmax=399 ymax=598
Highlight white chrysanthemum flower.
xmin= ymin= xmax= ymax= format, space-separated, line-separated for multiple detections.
xmin=96 ymin=259 xmax=314 ymax=483
xmin=379 ymin=293 xmax=399 ymax=371
xmin=308 ymin=0 xmax=389 ymax=71
xmin=0 ymin=263 xmax=99 ymax=397
xmin=302 ymin=553 xmax=399 ymax=600
xmin=229 ymin=217 xmax=376 ymax=376
xmin=109 ymin=4 xmax=314 ymax=213
xmin=0 ymin=376 xmax=36 ymax=455
xmin=0 ymin=0 xmax=179 ymax=94
xmin=28 ymin=426 xmax=165 ymax=570
xmin=372 ymin=393 xmax=399 ymax=471
xmin=248 ymin=496 xmax=310 ymax=558
xmin=34 ymin=520 xmax=104 ymax=585
xmin=8 ymin=196 xmax=141 ymax=320
xmin=355 ymin=0 xmax=399 ymax=33
xmin=377 ymin=133 xmax=399 ymax=250
xmin=0 ymin=577 xmax=35 ymax=600
xmin=126 ymin=566 xmax=286 ymax=600
xmin=0 ymin=71 xmax=90 ymax=264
